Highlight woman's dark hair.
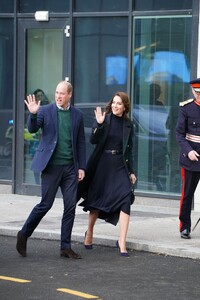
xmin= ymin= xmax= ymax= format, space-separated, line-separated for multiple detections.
xmin=33 ymin=88 xmax=44 ymax=95
xmin=33 ymin=89 xmax=49 ymax=105
xmin=105 ymin=91 xmax=131 ymax=120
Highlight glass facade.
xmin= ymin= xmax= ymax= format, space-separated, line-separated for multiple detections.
xmin=0 ymin=0 xmax=13 ymax=13
xmin=19 ymin=0 xmax=69 ymax=13
xmin=24 ymin=28 xmax=64 ymax=185
xmin=0 ymin=19 xmax=14 ymax=181
xmin=134 ymin=0 xmax=192 ymax=10
xmin=0 ymin=0 xmax=195 ymax=198
xmin=74 ymin=17 xmax=128 ymax=159
xmin=132 ymin=16 xmax=192 ymax=195
xmin=74 ymin=0 xmax=129 ymax=12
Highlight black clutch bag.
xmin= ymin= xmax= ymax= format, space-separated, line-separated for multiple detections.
xmin=130 ymin=185 xmax=135 ymax=205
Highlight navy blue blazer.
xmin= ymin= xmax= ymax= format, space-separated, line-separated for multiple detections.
xmin=27 ymin=103 xmax=86 ymax=173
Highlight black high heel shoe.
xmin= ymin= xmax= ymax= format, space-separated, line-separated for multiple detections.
xmin=116 ymin=240 xmax=129 ymax=257
xmin=84 ymin=231 xmax=93 ymax=250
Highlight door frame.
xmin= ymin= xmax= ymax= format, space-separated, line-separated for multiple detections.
xmin=14 ymin=18 xmax=70 ymax=195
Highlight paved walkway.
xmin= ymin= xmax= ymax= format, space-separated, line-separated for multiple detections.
xmin=1 ymin=193 xmax=200 ymax=259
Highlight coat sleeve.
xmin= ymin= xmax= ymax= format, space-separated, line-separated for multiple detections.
xmin=90 ymin=121 xmax=108 ymax=144
xmin=124 ymin=122 xmax=135 ymax=174
xmin=27 ymin=108 xmax=45 ymax=133
xmin=76 ymin=113 xmax=86 ymax=171
xmin=176 ymin=107 xmax=193 ymax=156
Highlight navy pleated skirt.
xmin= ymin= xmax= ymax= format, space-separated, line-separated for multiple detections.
xmin=82 ymin=152 xmax=132 ymax=225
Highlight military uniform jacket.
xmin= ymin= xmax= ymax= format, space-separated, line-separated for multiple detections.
xmin=176 ymin=98 xmax=200 ymax=171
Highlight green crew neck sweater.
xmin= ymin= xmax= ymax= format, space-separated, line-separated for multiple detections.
xmin=49 ymin=109 xmax=73 ymax=165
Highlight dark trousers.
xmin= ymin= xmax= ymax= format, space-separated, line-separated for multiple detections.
xmin=21 ymin=164 xmax=77 ymax=249
xmin=179 ymin=168 xmax=200 ymax=232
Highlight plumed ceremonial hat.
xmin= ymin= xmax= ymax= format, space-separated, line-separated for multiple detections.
xmin=190 ymin=78 xmax=200 ymax=92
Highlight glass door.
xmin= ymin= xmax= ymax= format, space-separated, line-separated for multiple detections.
xmin=15 ymin=19 xmax=70 ymax=195
xmin=132 ymin=15 xmax=192 ymax=196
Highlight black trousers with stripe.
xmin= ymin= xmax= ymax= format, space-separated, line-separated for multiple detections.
xmin=179 ymin=168 xmax=200 ymax=232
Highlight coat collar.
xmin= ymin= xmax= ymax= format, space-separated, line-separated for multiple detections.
xmin=105 ymin=113 xmax=132 ymax=152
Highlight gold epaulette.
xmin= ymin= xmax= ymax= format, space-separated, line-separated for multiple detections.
xmin=179 ymin=98 xmax=194 ymax=106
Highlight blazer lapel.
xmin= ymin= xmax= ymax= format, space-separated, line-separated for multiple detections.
xmin=51 ymin=103 xmax=58 ymax=130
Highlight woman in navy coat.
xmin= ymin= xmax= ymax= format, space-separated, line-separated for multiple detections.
xmin=78 ymin=92 xmax=136 ymax=256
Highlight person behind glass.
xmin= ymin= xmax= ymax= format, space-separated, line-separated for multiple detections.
xmin=32 ymin=89 xmax=50 ymax=184
xmin=77 ymin=91 xmax=137 ymax=257
xmin=16 ymin=81 xmax=86 ymax=259
xmin=176 ymin=78 xmax=200 ymax=239
xmin=149 ymin=83 xmax=166 ymax=191
xmin=33 ymin=88 xmax=50 ymax=106
xmin=149 ymin=83 xmax=164 ymax=106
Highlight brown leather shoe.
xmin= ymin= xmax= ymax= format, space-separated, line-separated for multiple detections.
xmin=60 ymin=248 xmax=82 ymax=259
xmin=16 ymin=231 xmax=27 ymax=257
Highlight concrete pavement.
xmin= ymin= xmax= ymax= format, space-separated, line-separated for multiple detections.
xmin=1 ymin=193 xmax=200 ymax=259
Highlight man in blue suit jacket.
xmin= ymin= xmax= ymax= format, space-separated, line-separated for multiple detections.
xmin=16 ymin=81 xmax=86 ymax=259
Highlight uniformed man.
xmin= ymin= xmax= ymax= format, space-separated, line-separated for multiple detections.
xmin=176 ymin=78 xmax=200 ymax=239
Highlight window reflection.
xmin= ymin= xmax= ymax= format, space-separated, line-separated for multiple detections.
xmin=0 ymin=20 xmax=13 ymax=181
xmin=106 ymin=56 xmax=127 ymax=85
xmin=19 ymin=0 xmax=69 ymax=13
xmin=132 ymin=16 xmax=191 ymax=195
xmin=134 ymin=0 xmax=192 ymax=10
xmin=0 ymin=0 xmax=13 ymax=13
xmin=74 ymin=17 xmax=128 ymax=159
xmin=75 ymin=0 xmax=128 ymax=12
xmin=24 ymin=28 xmax=63 ymax=185
xmin=74 ymin=17 xmax=128 ymax=105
